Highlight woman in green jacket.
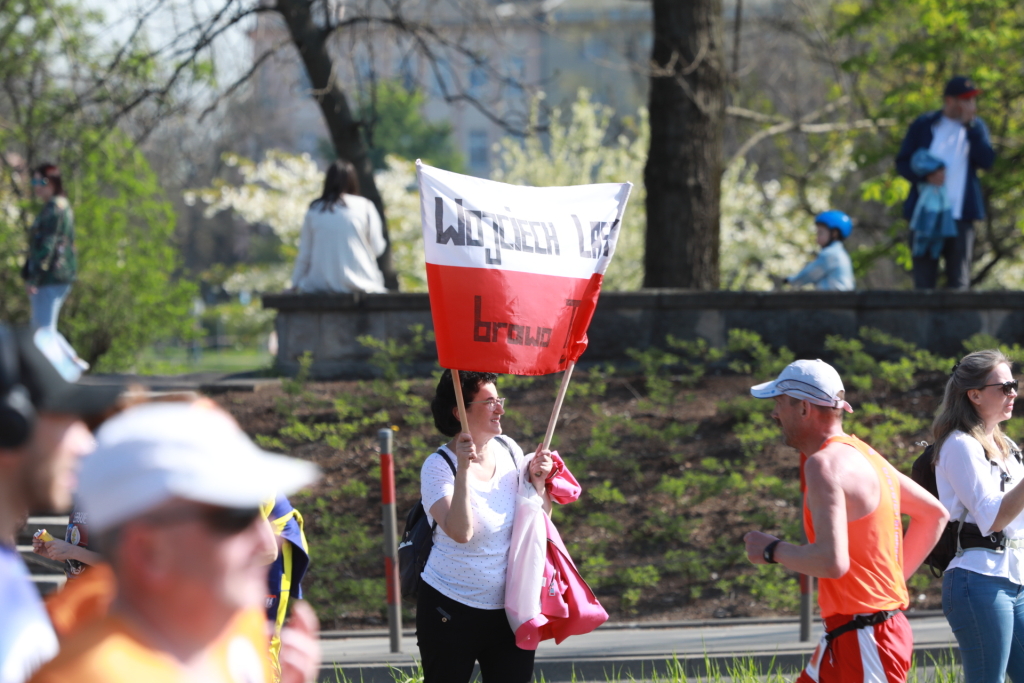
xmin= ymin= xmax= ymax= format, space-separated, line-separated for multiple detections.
xmin=21 ymin=163 xmax=87 ymax=373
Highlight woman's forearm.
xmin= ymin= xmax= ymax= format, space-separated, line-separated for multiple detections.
xmin=71 ymin=546 xmax=103 ymax=567
xmin=443 ymin=473 xmax=474 ymax=543
xmin=992 ymin=479 xmax=1024 ymax=532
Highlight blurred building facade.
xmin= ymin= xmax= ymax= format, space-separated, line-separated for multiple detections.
xmin=247 ymin=0 xmax=651 ymax=176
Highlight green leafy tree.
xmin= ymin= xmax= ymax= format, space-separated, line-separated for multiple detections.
xmin=354 ymin=80 xmax=465 ymax=173
xmin=58 ymin=134 xmax=197 ymax=369
xmin=840 ymin=0 xmax=1024 ymax=287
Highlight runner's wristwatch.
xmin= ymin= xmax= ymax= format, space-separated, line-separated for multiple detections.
xmin=763 ymin=539 xmax=782 ymax=564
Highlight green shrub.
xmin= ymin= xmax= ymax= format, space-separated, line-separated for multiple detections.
xmin=726 ymin=329 xmax=795 ymax=380
xmin=588 ymin=480 xmax=627 ymax=505
xmin=618 ymin=565 xmax=661 ymax=614
xmin=357 ymin=324 xmax=434 ymax=382
xmin=626 ymin=346 xmax=680 ymax=405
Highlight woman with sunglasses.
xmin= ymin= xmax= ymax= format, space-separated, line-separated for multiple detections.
xmin=933 ymin=349 xmax=1024 ymax=683
xmin=417 ymin=370 xmax=554 ymax=683
xmin=21 ymin=163 xmax=88 ymax=372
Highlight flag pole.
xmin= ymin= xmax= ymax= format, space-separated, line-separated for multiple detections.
xmin=451 ymin=369 xmax=469 ymax=433
xmin=542 ymin=361 xmax=576 ymax=450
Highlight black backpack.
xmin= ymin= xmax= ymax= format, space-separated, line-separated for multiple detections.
xmin=397 ymin=438 xmax=516 ymax=601
xmin=910 ymin=441 xmax=1014 ymax=576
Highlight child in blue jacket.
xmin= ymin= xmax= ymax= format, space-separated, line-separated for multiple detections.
xmin=784 ymin=211 xmax=855 ymax=291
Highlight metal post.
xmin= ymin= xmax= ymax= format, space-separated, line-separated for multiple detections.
xmin=799 ymin=490 xmax=813 ymax=642
xmin=379 ymin=428 xmax=402 ymax=653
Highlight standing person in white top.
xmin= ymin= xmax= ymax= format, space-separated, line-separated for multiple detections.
xmin=896 ymin=75 xmax=996 ymax=289
xmin=290 ymin=160 xmax=387 ymax=294
xmin=932 ymin=349 xmax=1024 ymax=683
xmin=418 ymin=370 xmax=555 ymax=683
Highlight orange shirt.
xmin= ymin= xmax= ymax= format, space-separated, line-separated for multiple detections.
xmin=28 ymin=608 xmax=273 ymax=683
xmin=45 ymin=562 xmax=117 ymax=642
xmin=803 ymin=434 xmax=909 ymax=618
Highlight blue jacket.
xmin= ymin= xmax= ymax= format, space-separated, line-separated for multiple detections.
xmin=788 ymin=241 xmax=855 ymax=291
xmin=895 ymin=110 xmax=995 ymax=221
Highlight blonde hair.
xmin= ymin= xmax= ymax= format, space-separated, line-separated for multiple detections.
xmin=932 ymin=349 xmax=1012 ymax=463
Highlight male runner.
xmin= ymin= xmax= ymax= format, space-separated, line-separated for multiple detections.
xmin=743 ymin=359 xmax=948 ymax=683
xmin=0 ymin=325 xmax=122 ymax=683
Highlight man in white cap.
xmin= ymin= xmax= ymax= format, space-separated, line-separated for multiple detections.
xmin=28 ymin=402 xmax=321 ymax=683
xmin=743 ymin=359 xmax=947 ymax=683
xmin=0 ymin=325 xmax=123 ymax=683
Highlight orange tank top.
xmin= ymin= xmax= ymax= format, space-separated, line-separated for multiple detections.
xmin=802 ymin=435 xmax=908 ymax=618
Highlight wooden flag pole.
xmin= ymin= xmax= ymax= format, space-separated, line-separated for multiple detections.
xmin=542 ymin=361 xmax=576 ymax=451
xmin=451 ymin=369 xmax=469 ymax=433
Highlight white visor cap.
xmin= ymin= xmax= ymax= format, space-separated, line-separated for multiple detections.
xmin=79 ymin=402 xmax=320 ymax=534
xmin=750 ymin=359 xmax=853 ymax=413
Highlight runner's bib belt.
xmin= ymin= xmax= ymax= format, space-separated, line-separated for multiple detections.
xmin=824 ymin=610 xmax=901 ymax=643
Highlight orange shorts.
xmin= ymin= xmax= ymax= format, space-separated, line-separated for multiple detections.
xmin=797 ymin=612 xmax=912 ymax=683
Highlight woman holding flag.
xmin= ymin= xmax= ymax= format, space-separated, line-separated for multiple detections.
xmin=416 ymin=369 xmax=553 ymax=683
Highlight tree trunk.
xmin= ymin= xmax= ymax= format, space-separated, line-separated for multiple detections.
xmin=275 ymin=0 xmax=399 ymax=290
xmin=643 ymin=0 xmax=725 ymax=289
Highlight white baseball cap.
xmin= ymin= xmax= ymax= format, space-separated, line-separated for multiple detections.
xmin=750 ymin=359 xmax=853 ymax=413
xmin=79 ymin=402 xmax=320 ymax=533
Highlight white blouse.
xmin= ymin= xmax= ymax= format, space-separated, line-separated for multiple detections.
xmin=419 ymin=438 xmax=522 ymax=610
xmin=290 ymin=194 xmax=387 ymax=294
xmin=936 ymin=430 xmax=1024 ymax=582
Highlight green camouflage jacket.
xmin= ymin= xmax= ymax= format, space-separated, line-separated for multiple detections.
xmin=22 ymin=196 xmax=77 ymax=286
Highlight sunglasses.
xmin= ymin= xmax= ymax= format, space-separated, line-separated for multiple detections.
xmin=141 ymin=505 xmax=262 ymax=535
xmin=31 ymin=178 xmax=48 ymax=187
xmin=466 ymin=397 xmax=507 ymax=412
xmin=978 ymin=380 xmax=1019 ymax=396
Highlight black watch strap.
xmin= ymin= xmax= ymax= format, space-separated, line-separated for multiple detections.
xmin=764 ymin=539 xmax=782 ymax=564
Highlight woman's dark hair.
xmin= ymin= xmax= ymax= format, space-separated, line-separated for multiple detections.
xmin=34 ymin=163 xmax=65 ymax=197
xmin=431 ymin=369 xmax=499 ymax=437
xmin=311 ymin=159 xmax=360 ymax=212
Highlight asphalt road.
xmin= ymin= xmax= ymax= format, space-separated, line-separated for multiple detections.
xmin=321 ymin=615 xmax=957 ymax=682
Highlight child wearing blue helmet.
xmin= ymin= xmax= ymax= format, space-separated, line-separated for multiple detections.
xmin=783 ymin=210 xmax=855 ymax=291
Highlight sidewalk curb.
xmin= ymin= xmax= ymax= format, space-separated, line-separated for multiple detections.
xmin=319 ymin=610 xmax=944 ymax=640
xmin=320 ymin=643 xmax=959 ymax=683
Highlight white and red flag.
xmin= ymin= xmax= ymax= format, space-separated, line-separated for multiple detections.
xmin=417 ymin=161 xmax=632 ymax=375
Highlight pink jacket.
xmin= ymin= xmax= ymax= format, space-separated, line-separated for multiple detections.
xmin=505 ymin=452 xmax=608 ymax=650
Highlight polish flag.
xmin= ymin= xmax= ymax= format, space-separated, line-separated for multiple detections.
xmin=417 ymin=161 xmax=632 ymax=375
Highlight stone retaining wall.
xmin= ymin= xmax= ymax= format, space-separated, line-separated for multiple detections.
xmin=262 ymin=290 xmax=1024 ymax=378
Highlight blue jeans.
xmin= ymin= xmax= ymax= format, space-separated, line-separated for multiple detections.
xmin=30 ymin=283 xmax=71 ymax=331
xmin=943 ymin=567 xmax=1024 ymax=683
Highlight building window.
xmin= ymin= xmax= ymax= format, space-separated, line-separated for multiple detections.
xmin=469 ymin=130 xmax=489 ymax=168
xmin=506 ymin=57 xmax=525 ymax=97
xmin=469 ymin=66 xmax=487 ymax=96
xmin=432 ymin=58 xmax=453 ymax=97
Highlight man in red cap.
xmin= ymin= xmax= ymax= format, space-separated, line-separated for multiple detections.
xmin=896 ymin=75 xmax=996 ymax=290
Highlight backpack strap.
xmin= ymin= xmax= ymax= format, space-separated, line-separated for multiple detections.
xmin=492 ymin=435 xmax=518 ymax=468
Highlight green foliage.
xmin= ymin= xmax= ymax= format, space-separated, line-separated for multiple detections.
xmin=666 ymin=336 xmax=726 ymax=386
xmin=617 ymin=565 xmax=661 ymax=614
xmin=840 ymin=0 xmax=1024 ymax=287
xmin=496 ymin=374 xmax=538 ymax=391
xmin=731 ymin=564 xmax=800 ymax=612
xmin=283 ymin=351 xmax=315 ymax=396
xmin=200 ymin=301 xmax=275 ymax=348
xmin=56 ymin=134 xmax=197 ymax=369
xmin=564 ymin=363 xmax=615 ymax=401
xmin=357 ymin=324 xmax=435 ymax=382
xmin=626 ymin=346 xmax=680 ymax=405
xmin=587 ymin=480 xmax=627 ymax=505
xmin=962 ymin=333 xmax=1024 ymax=361
xmin=726 ymin=329 xmax=795 ymax=380
xmin=734 ymin=411 xmax=782 ymax=458
xmin=827 ymin=327 xmax=954 ymax=393
xmin=847 ymin=403 xmax=926 ymax=466
xmin=354 ymin=79 xmax=465 ymax=173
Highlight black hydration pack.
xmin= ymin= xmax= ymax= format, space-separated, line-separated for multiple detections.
xmin=910 ymin=441 xmax=1016 ymax=576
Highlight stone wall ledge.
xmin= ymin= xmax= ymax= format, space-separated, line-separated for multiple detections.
xmin=262 ymin=289 xmax=1024 ymax=378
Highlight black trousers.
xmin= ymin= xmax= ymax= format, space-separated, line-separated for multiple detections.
xmin=912 ymin=220 xmax=975 ymax=289
xmin=416 ymin=580 xmax=535 ymax=683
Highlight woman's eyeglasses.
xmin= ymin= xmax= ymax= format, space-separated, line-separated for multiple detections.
xmin=979 ymin=380 xmax=1019 ymax=396
xmin=30 ymin=178 xmax=48 ymax=187
xmin=467 ymin=397 xmax=507 ymax=412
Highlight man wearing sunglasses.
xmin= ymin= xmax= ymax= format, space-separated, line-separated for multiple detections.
xmin=0 ymin=325 xmax=123 ymax=683
xmin=742 ymin=360 xmax=948 ymax=683
xmin=28 ymin=402 xmax=321 ymax=683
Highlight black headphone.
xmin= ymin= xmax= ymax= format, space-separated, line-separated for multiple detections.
xmin=0 ymin=325 xmax=36 ymax=448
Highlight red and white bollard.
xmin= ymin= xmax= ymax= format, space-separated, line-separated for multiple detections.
xmin=379 ymin=428 xmax=402 ymax=653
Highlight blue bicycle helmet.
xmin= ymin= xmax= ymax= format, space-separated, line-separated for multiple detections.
xmin=815 ymin=210 xmax=853 ymax=239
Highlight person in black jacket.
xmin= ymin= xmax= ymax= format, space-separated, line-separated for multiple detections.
xmin=895 ymin=76 xmax=996 ymax=290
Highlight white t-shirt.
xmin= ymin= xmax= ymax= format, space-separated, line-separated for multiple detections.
xmin=290 ymin=195 xmax=387 ymax=294
xmin=419 ymin=437 xmax=522 ymax=609
xmin=936 ymin=430 xmax=1024 ymax=582
xmin=928 ymin=116 xmax=971 ymax=220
